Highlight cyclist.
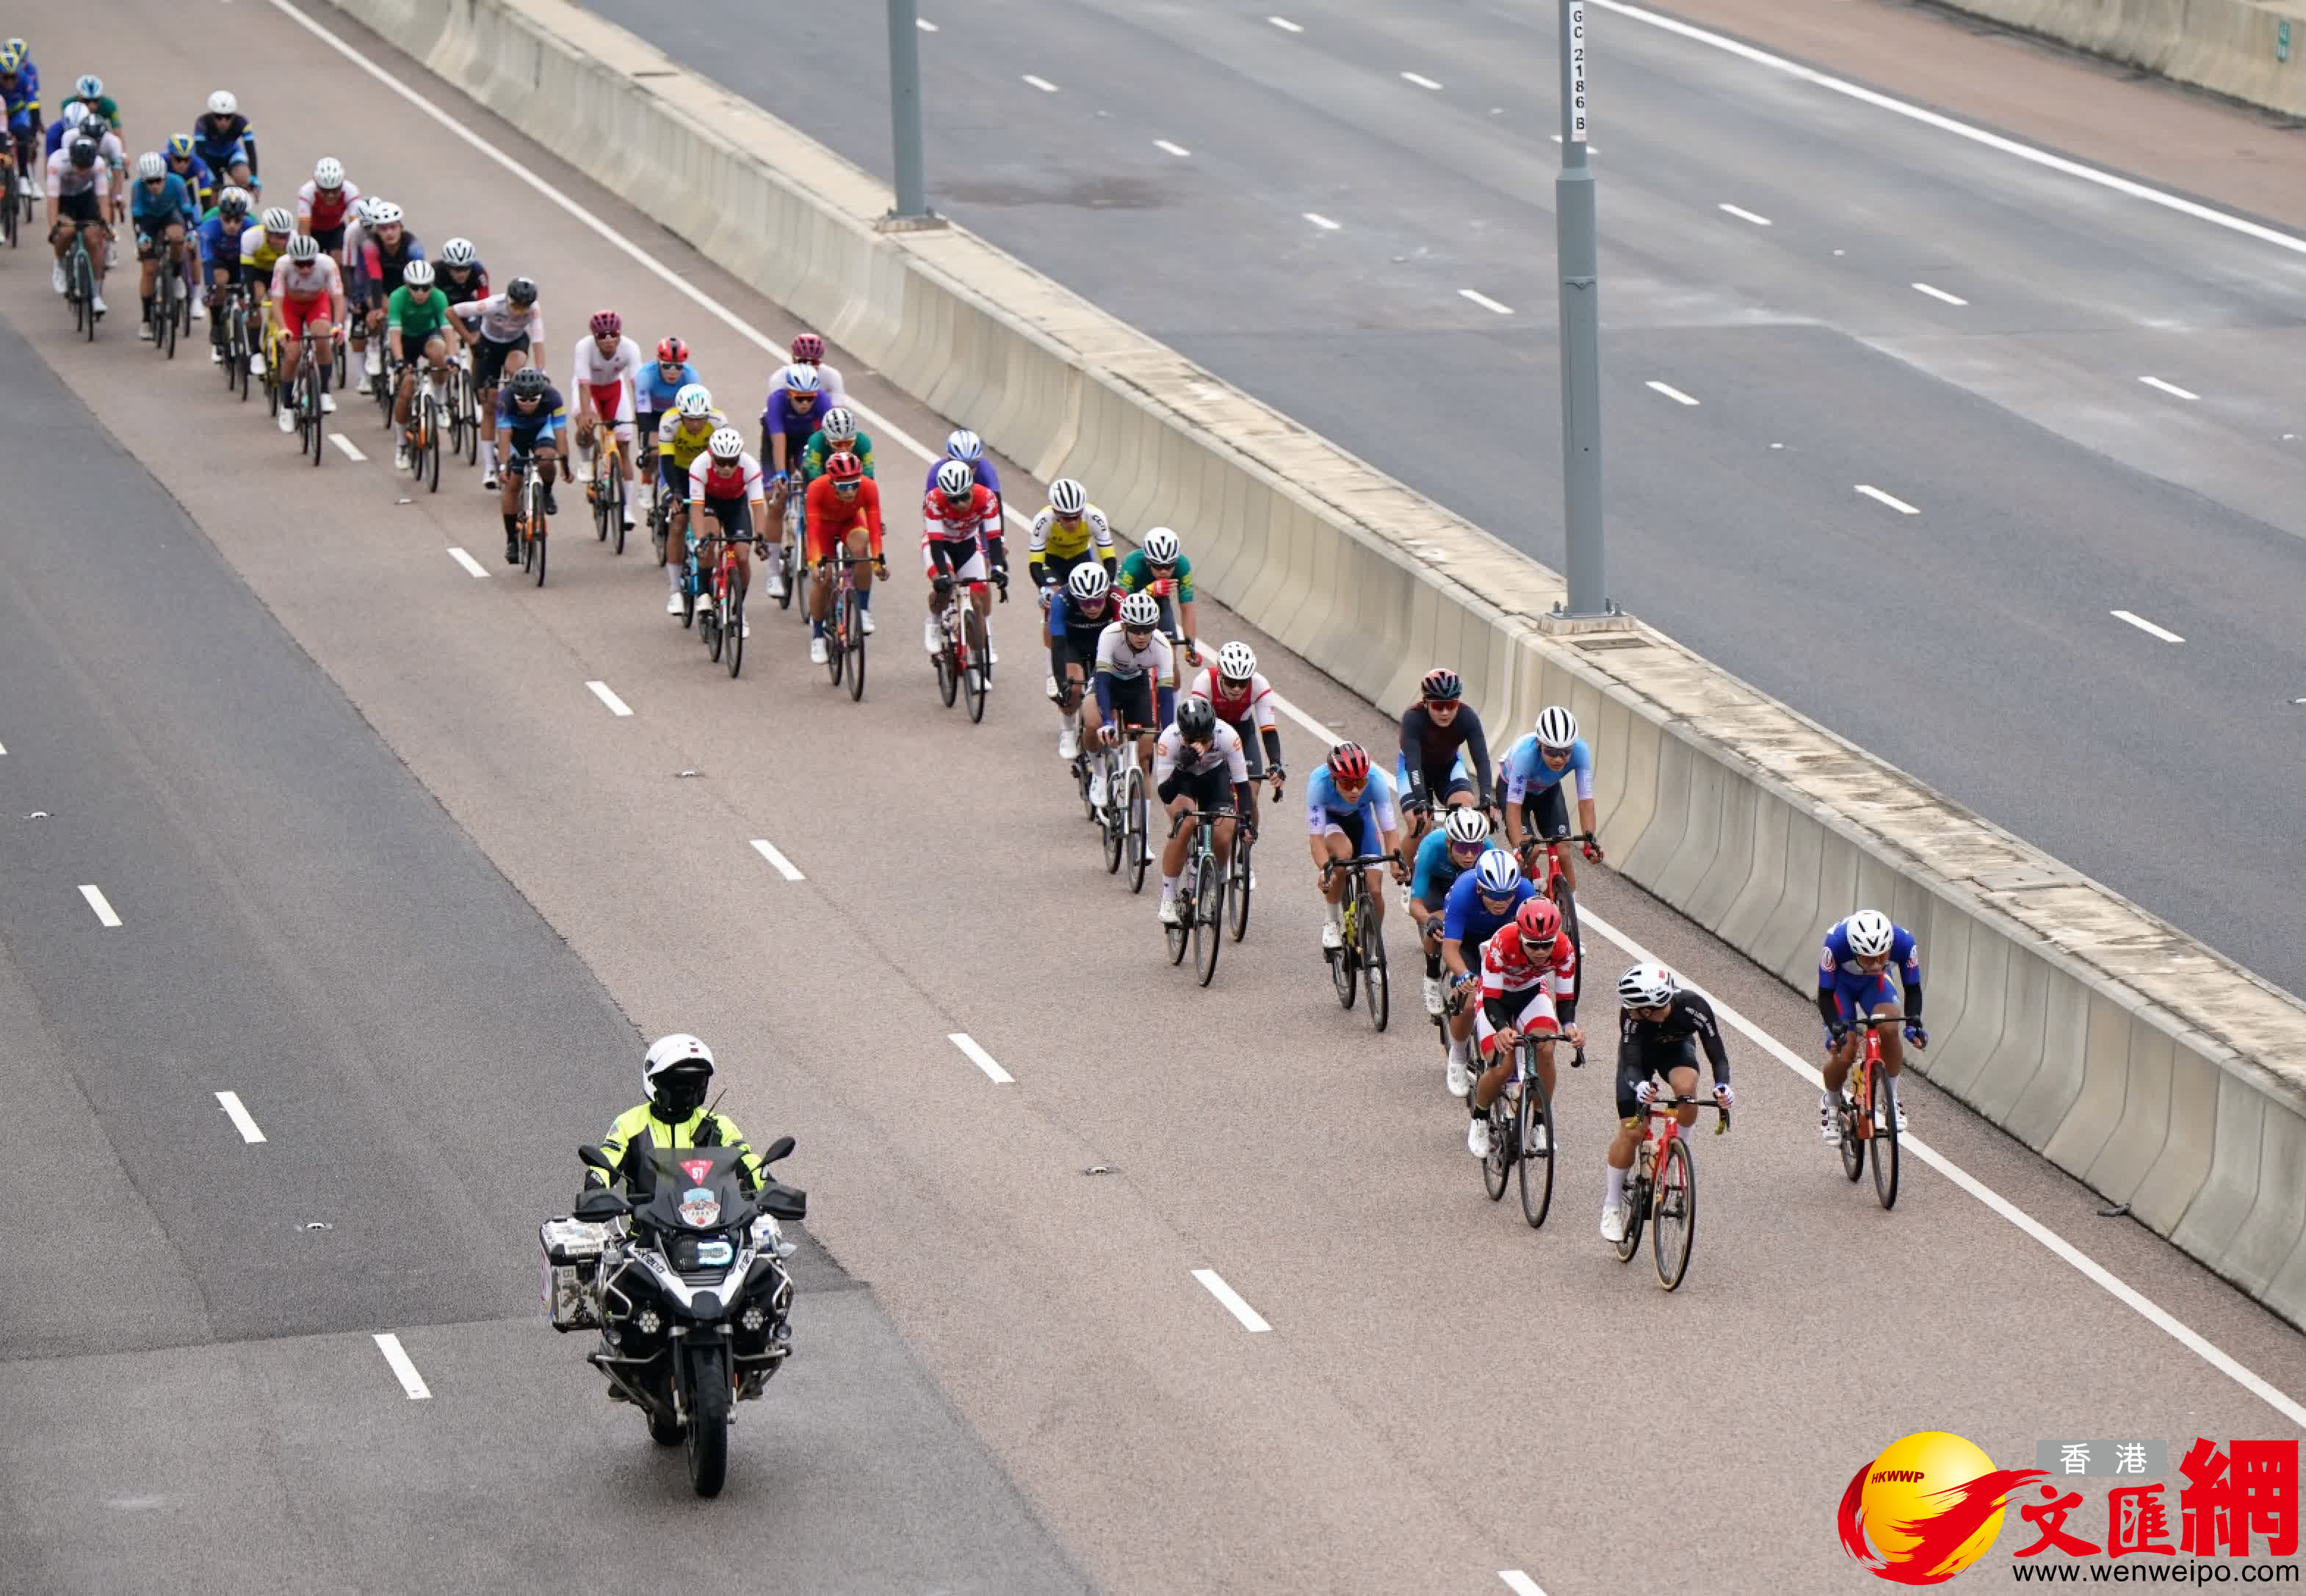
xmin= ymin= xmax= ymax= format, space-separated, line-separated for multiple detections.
xmin=449 ymin=274 xmax=543 ymax=489
xmin=1048 ymin=561 xmax=1115 ymax=762
xmin=1409 ymin=806 xmax=1494 ymax=1019
xmin=1027 ymin=477 xmax=1115 ymax=616
xmin=1500 ymin=704 xmax=1602 ymax=894
xmin=921 ymin=458 xmax=1007 ymax=660
xmin=435 ymin=235 xmax=488 ymax=306
xmin=496 ymin=365 xmax=570 ymax=562
xmin=44 ymin=134 xmax=110 ymax=312
xmin=1185 ymin=640 xmax=1283 ymax=845
xmin=655 ymin=383 xmax=729 ymax=615
xmin=387 ymin=259 xmax=463 ymax=469
xmin=352 ymin=200 xmax=421 ymax=394
xmin=1085 ymin=589 xmax=1176 ymax=809
xmin=795 ymin=405 xmax=871 ymax=580
xmin=1396 ymin=668 xmax=1492 ymax=844
xmin=189 ymin=90 xmax=255 ymax=190
xmin=1816 ymin=909 xmax=1924 ymax=1141
xmin=1153 ymin=696 xmax=1248 ymax=929
xmin=1603 ymin=962 xmax=1732 ymax=1244
xmin=270 ymin=232 xmax=344 ymax=430
xmin=758 ymin=369 xmax=823 ymax=593
xmin=128 ymin=151 xmax=198 ymax=339
xmin=237 ymin=203 xmax=293 ymax=374
xmin=568 ymin=308 xmax=643 ymax=535
xmin=768 ymin=331 xmax=846 ymax=408
xmin=1439 ymin=848 xmax=1536 ymax=1096
xmin=1465 ymin=897 xmax=1581 ymax=1162
xmin=687 ymin=426 xmax=767 ymax=635
xmin=1115 ymin=526 xmax=1199 ymax=669
xmin=928 ymin=427 xmax=1001 ymax=505
xmin=195 ymin=184 xmax=251 ymax=363
xmin=42 ymin=98 xmax=84 ymax=161
xmin=635 ymin=335 xmax=698 ymax=450
xmin=1305 ymin=741 xmax=1406 ymax=956
xmin=803 ymin=449 xmax=883 ymax=665
xmin=294 ymin=156 xmax=359 ymax=259
xmin=58 ymin=73 xmax=117 ymax=132
xmin=1 ymin=41 xmax=40 ymax=196
xmin=162 ymin=134 xmax=213 ymax=212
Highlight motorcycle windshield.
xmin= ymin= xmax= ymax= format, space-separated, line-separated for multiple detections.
xmin=635 ymin=1145 xmax=757 ymax=1234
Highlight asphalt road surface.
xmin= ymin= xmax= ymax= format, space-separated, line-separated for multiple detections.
xmin=1 ymin=2 xmax=2303 ymax=1592
xmin=577 ymin=0 xmax=2306 ymax=1000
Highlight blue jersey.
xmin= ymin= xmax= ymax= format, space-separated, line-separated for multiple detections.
xmin=129 ymin=173 xmax=199 ymax=227
xmin=635 ymin=360 xmax=698 ymax=416
xmin=2 ymin=61 xmax=37 ymax=131
xmin=924 ymin=456 xmax=1002 ymax=501
xmin=1304 ymin=765 xmax=1402 ymax=837
xmin=196 ymin=214 xmax=247 ymax=270
xmin=496 ymin=385 xmax=568 ymax=444
xmin=189 ymin=112 xmax=253 ymax=175
xmin=1440 ymin=863 xmax=1535 ymax=947
xmin=1411 ymin=826 xmax=1488 ymax=903
xmin=1818 ymin=917 xmax=1921 ymax=997
xmin=166 ymin=153 xmax=214 ymax=207
xmin=1497 ymin=734 xmax=1595 ymax=804
xmin=1048 ymin=590 xmax=1113 ymax=644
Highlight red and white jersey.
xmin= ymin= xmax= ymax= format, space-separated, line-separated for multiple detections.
xmin=272 ymin=253 xmax=343 ymax=305
xmin=1188 ymin=666 xmax=1277 ymax=732
xmin=1479 ymin=923 xmax=1577 ymax=1003
xmin=689 ymin=450 xmax=765 ymax=504
xmin=294 ymin=178 xmax=362 ymax=232
xmin=570 ymin=333 xmax=643 ymax=420
xmin=922 ymin=483 xmax=1001 ymax=544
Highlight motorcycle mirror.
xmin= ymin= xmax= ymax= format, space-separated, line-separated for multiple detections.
xmin=761 ymin=1135 xmax=796 ymax=1165
xmin=576 ymin=1144 xmax=613 ymax=1171
xmin=573 ymin=1187 xmax=629 ymax=1221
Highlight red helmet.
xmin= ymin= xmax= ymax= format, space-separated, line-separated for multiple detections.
xmin=589 ymin=309 xmax=622 ymax=339
xmin=1515 ymin=898 xmax=1561 ymax=946
xmin=790 ymin=332 xmax=825 ymax=362
xmin=826 ymin=449 xmax=864 ymax=483
xmin=656 ymin=335 xmax=687 ymax=363
xmin=1326 ymin=743 xmax=1370 ymax=783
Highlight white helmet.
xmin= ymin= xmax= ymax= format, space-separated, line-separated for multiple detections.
xmin=675 ymin=383 xmax=713 ymax=419
xmin=366 ymin=200 xmax=403 ymax=226
xmin=944 ymin=427 xmax=982 ymax=461
xmin=1473 ymin=848 xmax=1522 ymax=895
xmin=1534 ymin=705 xmax=1579 ymax=750
xmin=1067 ymin=562 xmax=1110 ymax=602
xmin=208 ymin=90 xmax=239 ymax=117
xmin=402 ymin=259 xmax=435 ymax=289
xmin=1141 ymin=527 xmax=1181 ymax=564
xmin=1443 ymin=806 xmax=1490 ymax=847
xmin=1618 ymin=961 xmax=1679 ymax=1008
xmin=707 ymin=426 xmax=745 ymax=461
xmin=313 ymin=157 xmax=346 ymax=191
xmin=1215 ymin=640 xmax=1257 ymax=681
xmin=641 ymin=1032 xmax=716 ymax=1114
xmin=439 ymin=235 xmax=477 ymax=266
xmin=135 ymin=151 xmax=165 ymax=180
xmin=934 ymin=458 xmax=974 ymax=499
xmin=1118 ymin=591 xmax=1160 ymax=628
xmin=1049 ymin=477 xmax=1085 ymax=516
xmin=260 ymin=206 xmax=294 ymax=235
xmin=73 ymin=73 xmax=102 ymax=99
xmin=285 ymin=232 xmax=320 ymax=261
xmin=784 ymin=364 xmax=820 ymax=394
xmin=1844 ymin=909 xmax=1895 ymax=959
xmin=822 ymin=406 xmax=856 ymax=443
xmin=61 ymin=102 xmax=88 ymax=129
xmin=350 ymin=198 xmax=377 ymax=226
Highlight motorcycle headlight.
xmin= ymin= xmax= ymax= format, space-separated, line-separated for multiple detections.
xmin=637 ymin=1308 xmax=662 ymax=1335
xmin=740 ymin=1305 xmax=765 ymax=1332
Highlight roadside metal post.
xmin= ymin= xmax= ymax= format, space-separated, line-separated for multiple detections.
xmin=1554 ymin=0 xmax=1613 ymax=618
xmin=884 ymin=0 xmax=933 ymax=223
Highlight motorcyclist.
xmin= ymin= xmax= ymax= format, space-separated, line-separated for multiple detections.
xmin=586 ymin=1033 xmax=768 ymax=1202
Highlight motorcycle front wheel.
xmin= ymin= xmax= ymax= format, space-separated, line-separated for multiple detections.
xmin=684 ymin=1342 xmax=731 ymax=1498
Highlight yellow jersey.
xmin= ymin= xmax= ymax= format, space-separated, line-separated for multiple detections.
xmin=657 ymin=410 xmax=729 ymax=471
xmin=1027 ymin=502 xmax=1114 ymax=571
xmin=239 ymin=228 xmax=288 ymax=277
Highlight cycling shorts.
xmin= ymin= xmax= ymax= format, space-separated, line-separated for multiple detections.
xmin=277 ymin=295 xmax=331 ymax=339
xmin=1171 ymin=764 xmax=1237 ymax=818
xmin=1475 ymin=988 xmax=1561 ymax=1061
xmin=1522 ymin=784 xmax=1571 ymax=842
xmin=471 ymin=332 xmax=528 ymax=389
xmin=1824 ymin=976 xmax=1900 ymax=1041
xmin=585 ymin=382 xmax=632 ymax=427
xmin=806 ymin=516 xmax=870 ymax=566
xmin=503 ymin=419 xmax=561 ymax=463
xmin=925 ymin=535 xmax=987 ymax=583
xmin=1101 ymin=671 xmax=1155 ymax=735
xmin=311 ymin=222 xmax=346 ymax=255
xmin=657 ymin=453 xmax=687 ymax=497
xmin=1398 ymin=756 xmax=1473 ymax=811
xmin=1314 ymin=808 xmax=1368 ymax=855
xmin=1617 ymin=1034 xmax=1700 ymax=1121
xmin=56 ymin=189 xmax=101 ymax=225
xmin=695 ymin=492 xmax=754 ymax=541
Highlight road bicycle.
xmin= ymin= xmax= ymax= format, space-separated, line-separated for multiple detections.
xmin=1225 ymin=820 xmax=1256 ymax=943
xmin=820 ymin=554 xmax=872 ymax=702
xmin=63 ymin=228 xmax=100 ymax=340
xmin=775 ymin=486 xmax=805 ymax=613
xmin=290 ymin=333 xmax=332 ymax=466
xmin=446 ymin=350 xmax=480 ymax=465
xmin=404 ymin=364 xmax=446 ymax=494
xmin=1836 ymin=1014 xmax=1909 ymax=1210
xmin=589 ymin=426 xmax=627 ymax=555
xmin=1479 ymin=1028 xmax=1560 ymax=1229
xmin=693 ymin=528 xmax=752 ymax=679
xmin=1322 ymin=851 xmax=1400 ymax=1033
xmin=514 ymin=450 xmax=552 ymax=585
xmin=1091 ymin=724 xmax=1153 ymax=890
xmin=214 ymin=284 xmax=254 ymax=400
xmin=930 ymin=570 xmax=994 ymax=723
xmin=1163 ymin=806 xmax=1232 ymax=986
xmin=143 ymin=233 xmax=183 ymax=359
xmin=1614 ymin=1094 xmax=1729 ymax=1290
xmin=1519 ymin=829 xmax=1596 ymax=1060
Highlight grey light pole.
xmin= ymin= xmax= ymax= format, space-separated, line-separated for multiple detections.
xmin=1553 ymin=0 xmax=1611 ymax=618
xmin=884 ymin=0 xmax=933 ymax=223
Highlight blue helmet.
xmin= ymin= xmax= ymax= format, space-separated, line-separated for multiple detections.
xmin=1473 ymin=849 xmax=1521 ymax=896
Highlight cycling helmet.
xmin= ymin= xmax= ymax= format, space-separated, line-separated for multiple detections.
xmin=674 ymin=383 xmax=713 ymax=419
xmin=1514 ymin=897 xmax=1562 ymax=946
xmin=934 ymin=458 xmax=975 ymax=500
xmin=1175 ymin=696 xmax=1217 ymax=743
xmin=166 ymin=134 xmax=195 ymax=161
xmin=509 ymin=366 xmax=550 ymax=399
xmin=1618 ymin=961 xmax=1679 ymax=1008
xmin=80 ymin=114 xmax=108 ymax=137
xmin=135 ymin=151 xmax=165 ymax=181
xmin=260 ymin=205 xmax=294 ymax=235
xmin=1844 ymin=909 xmax=1895 ymax=959
xmin=1048 ymin=477 xmax=1086 ymax=517
xmin=1443 ymin=806 xmax=1490 ymax=847
xmin=1215 ymin=640 xmax=1257 ymax=682
xmin=439 ymin=236 xmax=476 ymax=267
xmin=367 ymin=200 xmax=403 ymax=227
xmin=1067 ymin=562 xmax=1110 ymax=603
xmin=1117 ymin=591 xmax=1161 ymax=629
xmin=66 ymin=137 xmax=96 ymax=171
xmin=655 ymin=334 xmax=687 ymax=364
xmin=1420 ymin=667 xmax=1461 ymax=703
xmin=1535 ymin=705 xmax=1579 ymax=750
xmin=349 ymin=198 xmax=378 ymax=228
xmin=312 ymin=156 xmax=345 ymax=191
xmin=505 ymin=275 xmax=538 ymax=306
xmin=588 ymin=308 xmax=621 ymax=339
xmin=0 ymin=45 xmax=23 ymax=73
xmin=1141 ymin=527 xmax=1181 ymax=565
xmin=401 ymin=259 xmax=435 ymax=289
xmin=208 ymin=90 xmax=239 ymax=117
xmin=215 ymin=187 xmax=251 ymax=220
xmin=1326 ymin=741 xmax=1371 ymax=782
xmin=642 ymin=1032 xmax=716 ymax=1116
xmin=789 ymin=332 xmax=824 ymax=362
xmin=825 ymin=449 xmax=864 ymax=484
xmin=707 ymin=426 xmax=745 ymax=461
xmin=284 ymin=231 xmax=319 ymax=261
xmin=1473 ymin=848 xmax=1521 ymax=896
xmin=74 ymin=73 xmax=102 ymax=100
xmin=784 ymin=364 xmax=820 ymax=394
xmin=61 ymin=104 xmax=88 ymax=130
xmin=822 ymin=407 xmax=856 ymax=444
xmin=944 ymin=427 xmax=982 ymax=461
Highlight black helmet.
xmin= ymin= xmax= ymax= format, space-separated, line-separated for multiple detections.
xmin=68 ymin=137 xmax=98 ymax=171
xmin=1176 ymin=696 xmax=1217 ymax=743
xmin=509 ymin=366 xmax=549 ymax=398
xmin=505 ymin=275 xmax=538 ymax=306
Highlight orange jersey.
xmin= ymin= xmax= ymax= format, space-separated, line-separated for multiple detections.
xmin=806 ymin=474 xmax=883 ymax=560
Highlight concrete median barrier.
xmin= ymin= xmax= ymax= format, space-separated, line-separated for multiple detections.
xmin=321 ymin=0 xmax=2306 ymax=1326
xmin=1930 ymin=0 xmax=2306 ymax=120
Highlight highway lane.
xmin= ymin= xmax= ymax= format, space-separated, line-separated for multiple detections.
xmin=582 ymin=0 xmax=2306 ymax=1000
xmin=0 ymin=321 xmax=1086 ymax=1590
xmin=8 ymin=2 xmax=2306 ymax=1591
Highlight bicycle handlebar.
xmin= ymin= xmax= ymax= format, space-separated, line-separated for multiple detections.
xmin=1847 ymin=1013 xmax=1912 ymax=1028
xmin=1320 ymin=852 xmax=1401 ymax=877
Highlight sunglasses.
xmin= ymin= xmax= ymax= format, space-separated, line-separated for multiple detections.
xmin=1123 ymin=624 xmax=1156 ymax=641
xmin=833 ymin=480 xmax=860 ymax=494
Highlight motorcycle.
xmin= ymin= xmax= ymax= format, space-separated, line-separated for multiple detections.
xmin=540 ymin=1138 xmax=808 ymax=1498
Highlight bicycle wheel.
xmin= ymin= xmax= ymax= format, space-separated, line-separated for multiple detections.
xmin=1651 ymin=1135 xmax=1696 ymax=1289
xmin=158 ymin=274 xmax=178 ymax=360
xmin=936 ymin=629 xmax=958 ymax=708
xmin=1840 ymin=1072 xmax=1866 ymax=1184
xmin=610 ymin=468 xmax=627 ymax=555
xmin=1101 ymin=762 xmax=1124 ymax=875
xmin=1362 ymin=891 xmax=1389 ymax=1033
xmin=704 ymin=581 xmax=725 ymax=662
xmin=1194 ymin=850 xmax=1225 ymax=987
xmin=1227 ymin=833 xmax=1253 ymax=942
xmin=1517 ymin=1061 xmax=1555 ymax=1229
xmin=846 ymin=593 xmax=867 ymax=702
xmin=1482 ymin=1094 xmax=1511 ymax=1202
xmin=726 ymin=589 xmax=745 ymax=679
xmin=1871 ymin=1072 xmax=1901 ymax=1210
xmin=1123 ymin=765 xmax=1150 ymax=894
xmin=1331 ymin=904 xmax=1359 ymax=1011
xmin=1166 ymin=859 xmax=1192 ymax=967
xmin=1555 ymin=884 xmax=1584 ymax=1014
xmin=76 ymin=248 xmax=95 ymax=339
xmin=1616 ymin=1169 xmax=1649 ymax=1263
xmin=424 ymin=402 xmax=443 ymax=494
xmin=306 ymin=373 xmax=326 ymax=466
xmin=825 ymin=593 xmax=847 ymax=686
xmin=961 ymin=608 xmax=988 ymax=723
xmin=776 ymin=537 xmax=797 ymax=611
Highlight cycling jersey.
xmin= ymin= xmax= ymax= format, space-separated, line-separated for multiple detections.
xmin=689 ymin=450 xmax=766 ymax=504
xmin=358 ymin=231 xmax=424 ymax=300
xmin=497 ymin=385 xmax=568 ymax=447
xmin=1398 ymin=701 xmax=1492 ymax=807
xmin=1439 ymin=859 xmax=1533 ymax=947
xmin=759 ymin=387 xmax=825 ymax=455
xmin=437 ymin=262 xmax=489 ymax=308
xmin=240 ymin=228 xmax=290 ymax=278
xmin=657 ymin=411 xmax=729 ymax=472
xmin=1116 ymin=548 xmax=1193 ymax=604
xmin=294 ymin=176 xmax=360 ymax=234
xmin=1 ymin=60 xmax=39 ymax=135
xmin=271 ymin=253 xmax=341 ymax=303
xmin=569 ymin=332 xmax=642 ymax=422
xmin=386 ymin=284 xmax=452 ymax=343
xmin=164 ymin=154 xmax=213 ymax=209
xmin=1817 ymin=917 xmax=1923 ymax=1027
xmin=1186 ymin=665 xmax=1276 ymax=732
xmin=1028 ymin=503 xmax=1114 ymax=577
xmin=801 ymin=429 xmax=874 ymax=480
xmin=922 ymin=484 xmax=1002 ymax=546
xmin=1410 ymin=825 xmax=1491 ymax=905
xmin=1619 ymin=989 xmax=1729 ymax=1083
xmin=765 ymin=359 xmax=846 ymax=408
xmin=1094 ymin=620 xmax=1174 ymax=684
xmin=1479 ymin=923 xmax=1576 ymax=1004
xmin=1154 ymin=721 xmax=1248 ymax=785
xmin=803 ymin=474 xmax=883 ymax=560
xmin=128 ymin=172 xmax=197 ymax=226
xmin=635 ymin=358 xmax=698 ymax=418
xmin=43 ymin=145 xmax=106 ymax=197
xmin=924 ymin=455 xmax=1002 ymax=502
xmin=1304 ymin=765 xmax=1401 ymax=837
xmin=58 ymin=92 xmax=118 ymax=129
xmin=452 ymin=292 xmax=542 ymax=345
xmin=196 ymin=215 xmax=246 ymax=274
xmin=1499 ymin=734 xmax=1594 ymax=804
xmin=1047 ymin=590 xmax=1113 ymax=644
xmin=189 ymin=111 xmax=254 ymax=175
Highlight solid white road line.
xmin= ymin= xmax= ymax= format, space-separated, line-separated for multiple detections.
xmin=446 ymin=546 xmax=490 ymax=578
xmin=1268 ymin=15 xmax=1304 ymax=32
xmin=2111 ymin=609 xmax=2185 ymax=643
xmin=373 ymin=1333 xmax=432 ymax=1399
xmin=1154 ymin=139 xmax=1192 ymax=158
xmin=328 ymin=433 xmax=366 ymax=462
xmin=1458 ymin=289 xmax=1514 ymax=315
xmin=1911 ymin=281 xmax=1967 ymax=306
xmin=1645 ymin=380 xmax=1699 ymax=406
xmin=948 ymin=1033 xmax=1015 ymax=1084
xmin=1854 ymin=484 xmax=1920 ymax=515
xmin=1575 ymin=901 xmax=2306 ymax=1431
xmin=215 ymin=1091 xmax=267 ymax=1144
xmin=1193 ymin=1268 xmax=1272 ymax=1332
xmin=1301 ymin=212 xmax=1341 ymax=231
xmin=1500 ymin=1575 xmax=1550 ymax=1596
xmin=1401 ymin=71 xmax=1442 ymax=90
xmin=2139 ymin=375 xmax=2200 ymax=401
xmin=79 ymin=884 xmax=122 ymax=928
xmin=1717 ymin=203 xmax=1772 ymax=227
xmin=749 ymin=837 xmax=806 ymax=881
xmin=1022 ymin=73 xmax=1059 ymax=93
xmin=585 ymin=680 xmax=635 ymax=717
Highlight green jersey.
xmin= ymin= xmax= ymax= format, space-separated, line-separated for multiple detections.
xmin=802 ymin=429 xmax=875 ymax=480
xmin=1116 ymin=548 xmax=1194 ymax=605
xmin=386 ymin=284 xmax=451 ymax=343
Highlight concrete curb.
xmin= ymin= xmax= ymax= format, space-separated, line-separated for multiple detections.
xmin=1930 ymin=0 xmax=2306 ymax=120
